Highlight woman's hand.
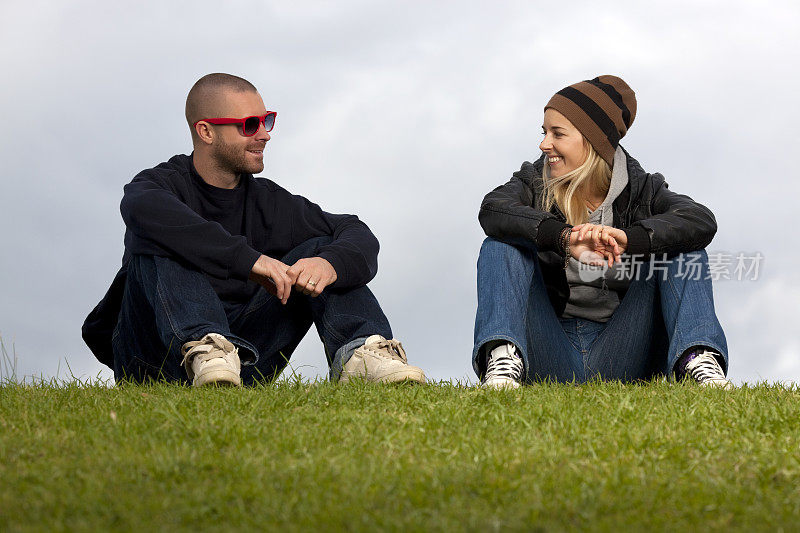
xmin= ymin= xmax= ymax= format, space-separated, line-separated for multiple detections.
xmin=570 ymin=224 xmax=627 ymax=268
xmin=574 ymin=223 xmax=628 ymax=252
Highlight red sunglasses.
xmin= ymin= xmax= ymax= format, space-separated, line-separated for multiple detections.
xmin=194 ymin=112 xmax=277 ymax=137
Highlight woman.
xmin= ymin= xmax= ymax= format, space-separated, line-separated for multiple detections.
xmin=473 ymin=75 xmax=730 ymax=389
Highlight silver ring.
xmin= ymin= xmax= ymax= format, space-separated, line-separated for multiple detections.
xmin=308 ymin=280 xmax=317 ymax=287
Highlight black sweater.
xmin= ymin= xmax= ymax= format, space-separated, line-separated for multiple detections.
xmin=83 ymin=153 xmax=380 ymax=368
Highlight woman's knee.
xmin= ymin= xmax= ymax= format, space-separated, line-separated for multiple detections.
xmin=478 ymin=237 xmax=538 ymax=267
xmin=476 ymin=237 xmax=546 ymax=302
xmin=652 ymin=249 xmax=710 ymax=283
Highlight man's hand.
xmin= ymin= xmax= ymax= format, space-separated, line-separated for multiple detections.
xmin=286 ymin=257 xmax=337 ymax=297
xmin=570 ymin=224 xmax=628 ymax=268
xmin=249 ymin=255 xmax=293 ymax=305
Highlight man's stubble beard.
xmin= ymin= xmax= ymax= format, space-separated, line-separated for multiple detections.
xmin=213 ymin=136 xmax=264 ymax=175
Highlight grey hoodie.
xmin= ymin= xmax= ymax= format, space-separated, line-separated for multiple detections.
xmin=562 ymin=147 xmax=632 ymax=322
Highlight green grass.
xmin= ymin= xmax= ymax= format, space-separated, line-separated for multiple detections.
xmin=1 ymin=379 xmax=799 ymax=531
xmin=0 ymin=335 xmax=18 ymax=383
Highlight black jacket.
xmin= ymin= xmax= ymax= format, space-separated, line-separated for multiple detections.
xmin=478 ymin=149 xmax=717 ymax=316
xmin=83 ymin=154 xmax=380 ymax=369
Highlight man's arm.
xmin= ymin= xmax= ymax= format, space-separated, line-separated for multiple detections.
xmin=288 ymin=194 xmax=380 ymax=289
xmin=249 ymin=254 xmax=294 ymax=304
xmin=286 ymin=257 xmax=337 ymax=297
xmin=121 ymin=171 xmax=261 ymax=281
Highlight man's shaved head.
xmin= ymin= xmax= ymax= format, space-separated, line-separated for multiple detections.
xmin=185 ymin=73 xmax=259 ymax=141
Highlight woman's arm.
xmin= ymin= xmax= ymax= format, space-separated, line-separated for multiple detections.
xmin=574 ymin=172 xmax=717 ymax=258
xmin=631 ymin=172 xmax=717 ymax=255
xmin=478 ymin=161 xmax=570 ymax=253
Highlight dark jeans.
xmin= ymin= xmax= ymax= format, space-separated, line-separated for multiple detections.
xmin=472 ymin=238 xmax=728 ymax=383
xmin=112 ymin=237 xmax=392 ymax=385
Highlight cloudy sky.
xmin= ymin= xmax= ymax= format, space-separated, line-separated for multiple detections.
xmin=1 ymin=0 xmax=797 ymax=384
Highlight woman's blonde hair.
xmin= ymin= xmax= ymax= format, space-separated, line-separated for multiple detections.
xmin=542 ymin=141 xmax=612 ymax=226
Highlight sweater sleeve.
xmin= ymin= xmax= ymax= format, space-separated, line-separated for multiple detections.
xmin=120 ymin=171 xmax=261 ymax=280
xmin=287 ymin=194 xmax=379 ymax=288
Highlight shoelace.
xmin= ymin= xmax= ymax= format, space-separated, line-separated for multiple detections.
xmin=684 ymin=352 xmax=726 ymax=383
xmin=181 ymin=334 xmax=236 ymax=366
xmin=365 ymin=339 xmax=407 ymax=363
xmin=485 ymin=347 xmax=523 ymax=381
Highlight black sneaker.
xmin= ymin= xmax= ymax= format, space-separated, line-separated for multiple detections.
xmin=481 ymin=343 xmax=523 ymax=389
xmin=679 ymin=349 xmax=732 ymax=389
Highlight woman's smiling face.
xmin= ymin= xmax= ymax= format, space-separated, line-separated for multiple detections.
xmin=539 ymin=108 xmax=587 ymax=178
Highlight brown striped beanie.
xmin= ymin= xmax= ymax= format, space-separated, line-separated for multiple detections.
xmin=545 ymin=75 xmax=637 ymax=166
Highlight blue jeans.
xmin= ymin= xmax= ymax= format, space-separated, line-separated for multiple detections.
xmin=112 ymin=237 xmax=392 ymax=384
xmin=472 ymin=238 xmax=728 ymax=383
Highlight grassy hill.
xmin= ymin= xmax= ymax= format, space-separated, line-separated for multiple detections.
xmin=2 ymin=380 xmax=799 ymax=531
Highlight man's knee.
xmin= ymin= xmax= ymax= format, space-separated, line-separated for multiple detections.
xmin=281 ymin=236 xmax=334 ymax=264
xmin=126 ymin=254 xmax=153 ymax=281
xmin=128 ymin=254 xmax=210 ymax=289
xmin=128 ymin=254 xmax=175 ymax=282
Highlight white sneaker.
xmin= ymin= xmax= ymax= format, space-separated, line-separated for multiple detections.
xmin=180 ymin=333 xmax=241 ymax=387
xmin=482 ymin=343 xmax=523 ymax=389
xmin=340 ymin=335 xmax=426 ymax=384
xmin=682 ymin=350 xmax=732 ymax=389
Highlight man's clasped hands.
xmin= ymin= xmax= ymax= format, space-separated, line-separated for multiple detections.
xmin=249 ymin=255 xmax=337 ymax=305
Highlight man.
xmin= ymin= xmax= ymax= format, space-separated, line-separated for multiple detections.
xmin=82 ymin=73 xmax=426 ymax=386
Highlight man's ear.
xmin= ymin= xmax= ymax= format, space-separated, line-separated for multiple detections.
xmin=195 ymin=121 xmax=214 ymax=145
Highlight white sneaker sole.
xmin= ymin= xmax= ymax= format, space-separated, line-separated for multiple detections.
xmin=700 ymin=379 xmax=733 ymax=390
xmin=377 ymin=367 xmax=426 ymax=384
xmin=482 ymin=377 xmax=521 ymax=390
xmin=340 ymin=367 xmax=426 ymax=384
xmin=193 ymin=369 xmax=241 ymax=387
